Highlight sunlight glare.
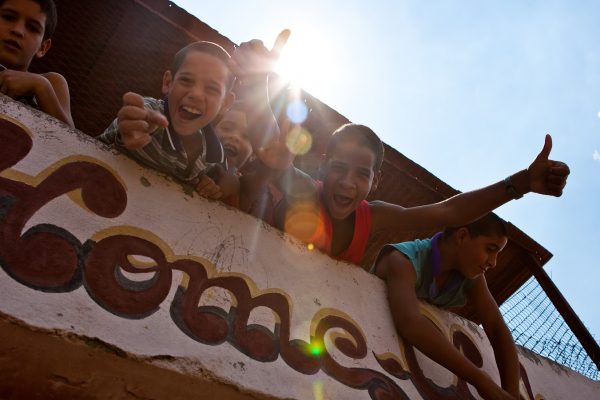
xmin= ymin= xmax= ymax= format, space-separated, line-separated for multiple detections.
xmin=286 ymin=99 xmax=309 ymax=124
xmin=312 ymin=380 xmax=324 ymax=400
xmin=274 ymin=25 xmax=336 ymax=99
xmin=285 ymin=126 xmax=313 ymax=155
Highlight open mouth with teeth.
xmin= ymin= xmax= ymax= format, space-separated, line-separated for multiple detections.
xmin=223 ymin=143 xmax=238 ymax=157
xmin=178 ymin=105 xmax=203 ymax=120
xmin=333 ymin=194 xmax=353 ymax=208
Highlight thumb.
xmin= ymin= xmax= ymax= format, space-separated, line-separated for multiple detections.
xmin=122 ymin=91 xmax=145 ymax=108
xmin=535 ymin=133 xmax=552 ymax=161
xmin=270 ymin=29 xmax=290 ymax=60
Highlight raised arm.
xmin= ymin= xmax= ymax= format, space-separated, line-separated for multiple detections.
xmin=229 ymin=30 xmax=293 ymax=170
xmin=371 ymin=134 xmax=570 ymax=233
xmin=229 ymin=30 xmax=317 ymax=201
xmin=375 ymin=251 xmax=516 ymax=400
xmin=468 ymin=277 xmax=520 ymax=397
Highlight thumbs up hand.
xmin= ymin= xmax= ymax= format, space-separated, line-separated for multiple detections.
xmin=229 ymin=29 xmax=291 ymax=84
xmin=527 ymin=134 xmax=570 ymax=197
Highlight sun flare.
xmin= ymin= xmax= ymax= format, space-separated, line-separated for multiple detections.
xmin=273 ymin=26 xmax=337 ymax=99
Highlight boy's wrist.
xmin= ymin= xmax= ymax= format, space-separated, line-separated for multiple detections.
xmin=505 ymin=169 xmax=530 ymax=199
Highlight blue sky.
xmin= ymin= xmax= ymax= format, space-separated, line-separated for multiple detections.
xmin=173 ymin=0 xmax=600 ymax=340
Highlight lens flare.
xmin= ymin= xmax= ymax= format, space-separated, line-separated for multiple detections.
xmin=286 ymin=99 xmax=309 ymax=124
xmin=283 ymin=200 xmax=321 ymax=243
xmin=312 ymin=380 xmax=324 ymax=400
xmin=285 ymin=126 xmax=313 ymax=155
xmin=307 ymin=243 xmax=315 ymax=251
xmin=309 ymin=342 xmax=324 ymax=356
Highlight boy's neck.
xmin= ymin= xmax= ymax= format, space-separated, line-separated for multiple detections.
xmin=435 ymin=236 xmax=459 ymax=281
xmin=329 ymin=211 xmax=356 ymax=257
xmin=179 ymin=133 xmax=202 ymax=162
xmin=1 ymin=62 xmax=28 ymax=72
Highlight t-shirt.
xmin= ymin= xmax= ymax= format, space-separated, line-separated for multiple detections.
xmin=98 ymin=97 xmax=225 ymax=184
xmin=375 ymin=236 xmax=475 ymax=308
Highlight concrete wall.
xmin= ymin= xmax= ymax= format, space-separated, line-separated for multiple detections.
xmin=0 ymin=97 xmax=597 ymax=399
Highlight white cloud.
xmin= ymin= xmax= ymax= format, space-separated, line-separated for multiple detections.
xmin=594 ymin=149 xmax=600 ymax=161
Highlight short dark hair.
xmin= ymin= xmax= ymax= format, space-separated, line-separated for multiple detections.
xmin=326 ymin=123 xmax=385 ymax=171
xmin=443 ymin=212 xmax=508 ymax=239
xmin=170 ymin=41 xmax=235 ymax=90
xmin=0 ymin=0 xmax=59 ymax=40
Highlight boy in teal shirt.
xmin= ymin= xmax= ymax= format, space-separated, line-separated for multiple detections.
xmin=373 ymin=214 xmax=519 ymax=400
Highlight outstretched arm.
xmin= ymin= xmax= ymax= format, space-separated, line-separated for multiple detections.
xmin=371 ymin=134 xmax=570 ymax=233
xmin=468 ymin=277 xmax=520 ymax=398
xmin=375 ymin=251 xmax=516 ymax=400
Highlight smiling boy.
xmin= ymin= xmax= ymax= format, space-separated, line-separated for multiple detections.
xmin=99 ymin=41 xmax=238 ymax=199
xmin=372 ymin=214 xmax=519 ymax=400
xmin=0 ymin=0 xmax=73 ymax=127
xmin=279 ymin=123 xmax=569 ymax=266
xmin=215 ymin=101 xmax=253 ymax=172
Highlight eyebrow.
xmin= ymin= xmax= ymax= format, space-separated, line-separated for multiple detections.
xmin=26 ymin=18 xmax=44 ymax=30
xmin=329 ymin=160 xmax=347 ymax=166
xmin=1 ymin=7 xmax=45 ymax=29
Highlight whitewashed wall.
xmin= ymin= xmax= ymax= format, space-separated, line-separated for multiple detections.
xmin=0 ymin=97 xmax=597 ymax=400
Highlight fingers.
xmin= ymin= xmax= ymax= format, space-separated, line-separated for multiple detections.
xmin=243 ymin=39 xmax=267 ymax=52
xmin=117 ymin=92 xmax=168 ymax=149
xmin=550 ymin=160 xmax=570 ymax=177
xmin=195 ymin=175 xmax=223 ymax=200
xmin=535 ymin=133 xmax=553 ymax=162
xmin=146 ymin=109 xmax=169 ymax=128
xmin=231 ymin=30 xmax=290 ymax=78
xmin=120 ymin=92 xmax=168 ymax=127
xmin=546 ymin=160 xmax=569 ymax=196
xmin=270 ymin=29 xmax=291 ymax=59
xmin=122 ymin=91 xmax=145 ymax=108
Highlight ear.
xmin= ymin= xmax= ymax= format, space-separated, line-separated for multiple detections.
xmin=370 ymin=170 xmax=382 ymax=193
xmin=161 ymin=70 xmax=173 ymax=96
xmin=454 ymin=227 xmax=470 ymax=245
xmin=219 ymin=91 xmax=235 ymax=114
xmin=35 ymin=39 xmax=52 ymax=59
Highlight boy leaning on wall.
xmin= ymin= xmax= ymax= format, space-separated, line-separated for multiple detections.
xmin=0 ymin=0 xmax=73 ymax=127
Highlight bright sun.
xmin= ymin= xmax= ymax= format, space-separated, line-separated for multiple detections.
xmin=273 ymin=26 xmax=336 ymax=99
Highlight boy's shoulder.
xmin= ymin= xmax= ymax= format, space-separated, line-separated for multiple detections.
xmin=387 ymin=238 xmax=433 ymax=262
xmin=40 ymin=71 xmax=66 ymax=82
